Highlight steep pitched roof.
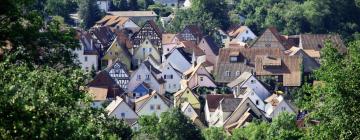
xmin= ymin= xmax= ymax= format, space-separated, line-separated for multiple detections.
xmin=90 ymin=26 xmax=116 ymax=48
xmin=250 ymin=27 xmax=288 ymax=50
xmin=183 ymin=25 xmax=203 ymax=38
xmin=104 ymin=58 xmax=130 ymax=73
xmin=87 ymin=71 xmax=125 ymax=99
xmin=135 ymin=91 xmax=172 ymax=112
xmin=131 ymin=20 xmax=163 ymax=41
xmin=221 ymin=98 xmax=243 ymax=112
xmin=202 ymin=36 xmax=220 ymax=55
xmin=206 ymin=94 xmax=234 ymax=112
xmin=162 ymin=33 xmax=176 ymax=44
xmin=181 ymin=41 xmax=206 ymax=56
xmin=165 ymin=47 xmax=192 ymax=63
xmin=227 ymin=72 xmax=253 ymax=88
xmin=299 ymin=34 xmax=346 ymax=53
xmin=227 ymin=25 xmax=249 ymax=38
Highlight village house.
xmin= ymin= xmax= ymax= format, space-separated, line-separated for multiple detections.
xmin=89 ymin=26 xmax=116 ymax=54
xmin=95 ymin=15 xmax=140 ymax=33
xmin=135 ymin=91 xmax=173 ymax=116
xmin=75 ymin=31 xmax=99 ymax=72
xmin=102 ymin=37 xmax=132 ymax=70
xmin=131 ymin=20 xmax=162 ymax=50
xmin=104 ymin=59 xmax=131 ymax=91
xmin=161 ymin=33 xmax=177 ymax=59
xmin=106 ymin=97 xmax=139 ymax=127
xmin=161 ymin=61 xmax=183 ymax=93
xmin=174 ymin=87 xmax=201 ymax=111
xmin=107 ymin=11 xmax=158 ymax=24
xmin=164 ymin=47 xmax=193 ymax=73
xmin=181 ymin=102 xmax=206 ymax=128
xmin=87 ymin=71 xmax=125 ymax=108
xmin=264 ymin=94 xmax=296 ymax=118
xmin=177 ymin=25 xmax=203 ymax=44
xmin=182 ymin=63 xmax=217 ymax=89
xmin=204 ymin=94 xmax=234 ymax=125
xmin=127 ymin=60 xmax=165 ymax=96
xmin=227 ymin=25 xmax=257 ymax=44
xmin=198 ymin=36 xmax=220 ymax=65
xmin=133 ymin=38 xmax=161 ymax=67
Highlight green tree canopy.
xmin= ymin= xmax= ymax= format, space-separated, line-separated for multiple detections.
xmin=138 ymin=108 xmax=204 ymax=140
xmin=78 ymin=0 xmax=103 ymax=29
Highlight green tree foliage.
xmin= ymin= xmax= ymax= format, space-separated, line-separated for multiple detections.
xmin=45 ymin=0 xmax=77 ymax=23
xmin=0 ymin=60 xmax=132 ymax=139
xmin=78 ymin=0 xmax=103 ymax=29
xmin=112 ymin=0 xmax=129 ymax=10
xmin=235 ymin=0 xmax=360 ymax=41
xmin=129 ymin=0 xmax=139 ymax=10
xmin=138 ymin=108 xmax=204 ymax=140
xmin=202 ymin=127 xmax=228 ymax=140
xmin=141 ymin=0 xmax=154 ymax=10
xmin=296 ymin=40 xmax=360 ymax=139
xmin=0 ymin=0 xmax=79 ymax=68
xmin=192 ymin=0 xmax=230 ymax=30
xmin=230 ymin=113 xmax=303 ymax=140
xmin=147 ymin=3 xmax=172 ymax=17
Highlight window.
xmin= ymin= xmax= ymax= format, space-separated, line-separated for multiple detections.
xmin=265 ymin=43 xmax=271 ymax=47
xmin=200 ymin=76 xmax=204 ymax=81
xmin=85 ymin=67 xmax=89 ymax=72
xmin=133 ymin=93 xmax=136 ymax=97
xmin=115 ymin=69 xmax=120 ymax=74
xmin=282 ymin=107 xmax=286 ymax=111
xmin=246 ymin=103 xmax=250 ymax=106
xmin=150 ymin=105 xmax=154 ymax=110
xmin=84 ymin=56 xmax=88 ymax=62
xmin=145 ymin=41 xmax=148 ymax=44
xmin=251 ymin=80 xmax=256 ymax=84
xmin=246 ymin=30 xmax=248 ymax=34
xmin=230 ymin=56 xmax=238 ymax=62
xmin=115 ymin=52 xmax=119 ymax=56
xmin=143 ymin=48 xmax=146 ymax=52
xmin=157 ymin=105 xmax=161 ymax=110
xmin=136 ymin=75 xmax=141 ymax=80
xmin=110 ymin=52 xmax=112 ymax=55
xmin=168 ymin=84 xmax=171 ymax=89
xmin=145 ymin=75 xmax=150 ymax=80
xmin=187 ymin=108 xmax=192 ymax=112
xmin=236 ymin=71 xmax=240 ymax=76
xmin=121 ymin=113 xmax=125 ymax=118
xmin=149 ymin=48 xmax=152 ymax=52
xmin=225 ymin=71 xmax=231 ymax=77
xmin=167 ymin=48 xmax=170 ymax=51
xmin=256 ymin=100 xmax=259 ymax=105
xmin=154 ymin=95 xmax=158 ymax=99
xmin=173 ymin=84 xmax=176 ymax=89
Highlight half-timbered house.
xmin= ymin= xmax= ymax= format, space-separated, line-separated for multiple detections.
xmin=131 ymin=20 xmax=162 ymax=49
xmin=105 ymin=59 xmax=131 ymax=90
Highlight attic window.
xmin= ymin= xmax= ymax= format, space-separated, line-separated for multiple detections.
xmin=236 ymin=71 xmax=240 ymax=76
xmin=246 ymin=30 xmax=248 ymax=34
xmin=154 ymin=95 xmax=158 ymax=99
xmin=225 ymin=71 xmax=231 ymax=77
xmin=317 ymin=44 xmax=322 ymax=49
xmin=256 ymin=100 xmax=259 ymax=105
xmin=265 ymin=43 xmax=271 ymax=47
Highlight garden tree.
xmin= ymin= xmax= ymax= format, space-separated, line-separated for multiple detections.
xmin=230 ymin=113 xmax=303 ymax=140
xmin=191 ymin=0 xmax=230 ymax=30
xmin=129 ymin=0 xmax=139 ymax=10
xmin=112 ymin=0 xmax=128 ymax=10
xmin=138 ymin=108 xmax=203 ymax=140
xmin=141 ymin=0 xmax=154 ymax=9
xmin=202 ymin=127 xmax=228 ymax=140
xmin=297 ymin=40 xmax=360 ymax=139
xmin=235 ymin=0 xmax=360 ymax=42
xmin=147 ymin=3 xmax=172 ymax=17
xmin=45 ymin=0 xmax=78 ymax=23
xmin=78 ymin=0 xmax=103 ymax=29
xmin=0 ymin=59 xmax=132 ymax=139
xmin=0 ymin=0 xmax=80 ymax=68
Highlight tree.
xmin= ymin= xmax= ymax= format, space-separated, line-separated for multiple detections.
xmin=138 ymin=108 xmax=203 ymax=140
xmin=191 ymin=0 xmax=230 ymax=30
xmin=298 ymin=40 xmax=360 ymax=139
xmin=112 ymin=0 xmax=128 ymax=10
xmin=0 ymin=0 xmax=80 ymax=68
xmin=129 ymin=0 xmax=139 ymax=10
xmin=202 ymin=127 xmax=228 ymax=140
xmin=78 ymin=0 xmax=103 ymax=28
xmin=141 ymin=0 xmax=154 ymax=10
xmin=230 ymin=113 xmax=303 ymax=140
xmin=0 ymin=60 xmax=132 ymax=139
xmin=45 ymin=0 xmax=78 ymax=23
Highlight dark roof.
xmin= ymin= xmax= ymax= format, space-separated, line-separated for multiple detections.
xmin=300 ymin=34 xmax=346 ymax=53
xmin=183 ymin=25 xmax=203 ymax=38
xmin=90 ymin=26 xmax=116 ymax=48
xmin=79 ymin=31 xmax=100 ymax=55
xmin=87 ymin=71 xmax=124 ymax=98
xmin=144 ymin=60 xmax=161 ymax=74
xmin=181 ymin=41 xmax=206 ymax=56
xmin=147 ymin=20 xmax=163 ymax=38
xmin=206 ymin=94 xmax=234 ymax=112
xmin=165 ymin=47 xmax=192 ymax=63
xmin=202 ymin=36 xmax=220 ymax=55
xmin=221 ymin=98 xmax=243 ymax=112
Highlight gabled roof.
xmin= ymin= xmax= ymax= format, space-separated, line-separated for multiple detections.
xmin=227 ymin=72 xmax=253 ymax=88
xmin=201 ymin=36 xmax=220 ymax=55
xmin=255 ymin=55 xmax=302 ymax=86
xmin=206 ymin=94 xmax=234 ymax=112
xmin=87 ymin=71 xmax=125 ymax=99
xmin=181 ymin=41 xmax=206 ymax=56
xmin=132 ymin=20 xmax=162 ymax=39
xmin=165 ymin=47 xmax=192 ymax=63
xmin=115 ymin=30 xmax=134 ymax=49
xmin=96 ymin=15 xmax=135 ymax=28
xmin=215 ymin=47 xmax=282 ymax=83
xmin=250 ymin=27 xmax=288 ymax=50
xmin=227 ymin=25 xmax=249 ymax=38
xmin=162 ymin=33 xmax=176 ymax=44
xmin=299 ymin=34 xmax=346 ymax=53
xmin=90 ymin=26 xmax=115 ymax=48
xmin=220 ymin=98 xmax=243 ymax=112
xmin=105 ymin=97 xmax=139 ymax=125
xmin=104 ymin=58 xmax=130 ymax=73
xmin=104 ymin=37 xmax=132 ymax=59
xmin=182 ymin=25 xmax=203 ymax=38
xmin=135 ymin=91 xmax=172 ymax=112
